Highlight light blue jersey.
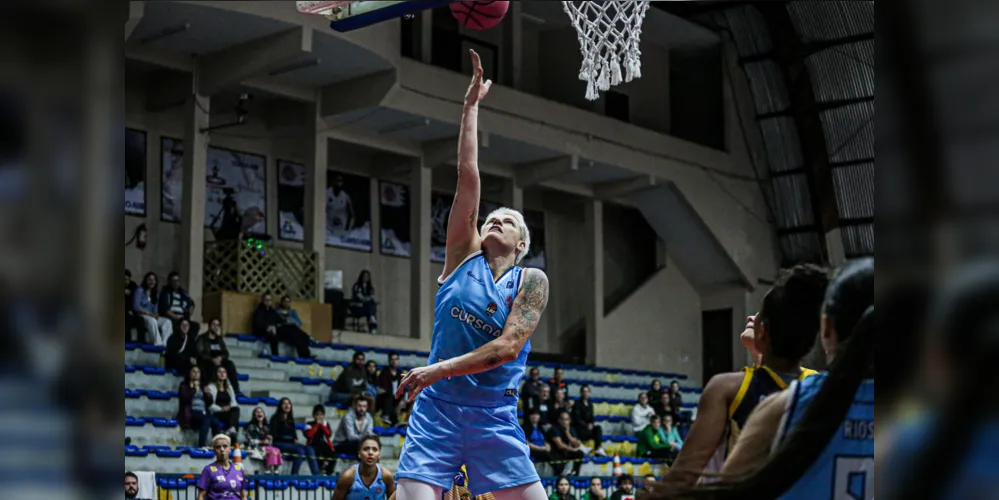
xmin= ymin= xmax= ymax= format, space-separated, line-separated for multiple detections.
xmin=345 ymin=464 xmax=387 ymax=500
xmin=424 ymin=251 xmax=530 ymax=408
xmin=396 ymin=251 xmax=540 ymax=495
xmin=775 ymin=374 xmax=875 ymax=500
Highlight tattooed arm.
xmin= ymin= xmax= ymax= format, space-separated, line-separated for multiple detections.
xmin=396 ymin=268 xmax=549 ymax=401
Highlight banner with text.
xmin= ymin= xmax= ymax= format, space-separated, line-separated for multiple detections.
xmin=124 ymin=128 xmax=146 ymax=216
xmin=379 ymin=181 xmax=411 ymax=257
xmin=160 ymin=138 xmax=267 ymax=235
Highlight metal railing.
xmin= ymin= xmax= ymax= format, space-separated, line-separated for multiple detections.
xmin=155 ymin=475 xmax=649 ymax=500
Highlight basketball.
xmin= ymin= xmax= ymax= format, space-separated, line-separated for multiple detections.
xmin=450 ymin=1 xmax=509 ymax=31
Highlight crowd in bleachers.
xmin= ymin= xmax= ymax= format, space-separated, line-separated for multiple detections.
xmin=125 ymin=266 xmax=701 ymax=485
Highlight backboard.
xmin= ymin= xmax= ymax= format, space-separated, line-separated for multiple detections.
xmin=297 ymin=1 xmax=454 ymax=32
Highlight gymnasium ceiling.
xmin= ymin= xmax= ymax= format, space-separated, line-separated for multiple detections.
xmin=657 ymin=1 xmax=875 ymax=264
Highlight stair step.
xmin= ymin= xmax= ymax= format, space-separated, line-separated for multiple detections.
xmin=243 ymin=380 xmax=319 ymax=394
xmin=226 ymin=356 xmax=271 ymax=369
xmin=252 ymin=391 xmax=321 ymax=408
xmin=237 ymin=367 xmax=287 ymax=381
xmin=227 ymin=345 xmax=258 ymax=358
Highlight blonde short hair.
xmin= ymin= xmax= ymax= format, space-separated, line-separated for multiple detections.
xmin=211 ymin=433 xmax=231 ymax=448
xmin=480 ymin=207 xmax=531 ymax=264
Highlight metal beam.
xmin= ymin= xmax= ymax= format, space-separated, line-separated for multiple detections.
xmin=756 ymin=4 xmax=840 ymax=263
xmin=514 ymin=156 xmax=578 ymax=188
xmin=420 ymin=138 xmax=459 ymax=168
xmin=125 ymin=1 xmax=144 ymax=41
xmin=197 ymin=27 xmax=313 ymax=96
xmin=319 ymin=70 xmax=397 ymax=117
xmin=756 ymin=95 xmax=874 ymax=120
xmin=740 ymin=31 xmax=874 ymax=64
xmin=593 ymin=175 xmax=660 ymax=200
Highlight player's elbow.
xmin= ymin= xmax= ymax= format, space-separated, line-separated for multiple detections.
xmin=494 ymin=339 xmax=520 ymax=364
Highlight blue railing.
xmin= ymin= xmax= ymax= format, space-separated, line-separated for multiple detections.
xmin=154 ymin=474 xmax=649 ymax=500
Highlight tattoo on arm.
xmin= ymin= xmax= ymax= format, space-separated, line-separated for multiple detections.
xmin=485 ymin=353 xmax=502 ymax=368
xmin=506 ymin=270 xmax=550 ymax=343
xmin=468 ymin=209 xmax=478 ymax=230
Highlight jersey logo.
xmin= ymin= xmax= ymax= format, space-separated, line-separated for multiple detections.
xmin=450 ymin=306 xmax=500 ymax=337
xmin=505 ymin=295 xmax=513 ymax=306
xmin=466 ymin=271 xmax=484 ymax=285
xmin=507 ymin=280 xmax=515 ymax=288
xmin=376 ymin=488 xmax=383 ymax=494
xmin=505 ymin=388 xmax=518 ymax=397
xmin=485 ymin=302 xmax=497 ymax=316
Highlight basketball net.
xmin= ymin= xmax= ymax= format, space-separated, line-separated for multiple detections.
xmin=561 ymin=1 xmax=651 ymax=101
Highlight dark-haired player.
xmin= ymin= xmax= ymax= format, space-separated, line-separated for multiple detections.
xmin=661 ymin=264 xmax=829 ymax=486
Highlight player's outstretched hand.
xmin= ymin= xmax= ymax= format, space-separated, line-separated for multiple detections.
xmin=396 ymin=363 xmax=446 ymax=403
xmin=464 ymin=49 xmax=492 ymax=106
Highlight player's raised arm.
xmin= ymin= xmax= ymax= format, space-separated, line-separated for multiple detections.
xmin=441 ymin=49 xmax=493 ymax=280
xmin=397 ymin=268 xmax=549 ymax=401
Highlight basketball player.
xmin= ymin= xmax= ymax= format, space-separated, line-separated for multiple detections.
xmin=879 ymin=261 xmax=999 ymax=500
xmin=656 ymin=264 xmax=828 ymax=488
xmin=391 ymin=49 xmax=550 ymax=500
xmin=332 ymin=436 xmax=396 ymax=500
xmin=327 ymin=174 xmax=354 ymax=237
xmin=642 ymin=258 xmax=875 ymax=500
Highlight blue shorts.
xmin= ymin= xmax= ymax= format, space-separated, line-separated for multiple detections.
xmin=396 ymin=394 xmax=540 ymax=496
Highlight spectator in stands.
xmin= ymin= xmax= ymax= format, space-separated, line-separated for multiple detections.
xmin=581 ymin=477 xmax=607 ymax=500
xmin=125 ymin=270 xmax=142 ymax=343
xmin=277 ymin=295 xmax=303 ymax=328
xmin=364 ymin=360 xmax=380 ymax=400
xmin=197 ymin=434 xmax=248 ymax=499
xmin=549 ymin=387 xmax=572 ymax=427
xmin=350 ymin=269 xmax=378 ymax=334
xmin=668 ymin=381 xmax=684 ymax=420
xmin=270 ymin=398 xmax=320 ymax=475
xmin=330 ymin=351 xmax=375 ymax=409
xmin=304 ymin=404 xmax=336 ymax=475
xmin=132 ymin=271 xmax=173 ymax=346
xmin=205 ymin=365 xmax=240 ymax=438
xmin=549 ymin=367 xmax=568 ymax=398
xmin=550 ymin=410 xmax=586 ymax=476
xmin=376 ymin=351 xmax=406 ymax=426
xmin=534 ymin=384 xmax=552 ymax=427
xmin=252 ymin=293 xmax=312 ymax=358
xmin=177 ymin=365 xmax=221 ymax=447
xmin=164 ymin=318 xmax=198 ymax=374
xmin=243 ymin=406 xmax=283 ymax=474
xmin=158 ymin=271 xmax=198 ymax=335
xmin=571 ymin=385 xmax=607 ymax=456
xmin=522 ymin=410 xmax=553 ymax=466
xmin=125 ymin=471 xmax=151 ymax=500
xmin=608 ymin=475 xmax=635 ymax=500
xmin=652 ymin=392 xmax=676 ymax=422
xmin=642 ymin=475 xmax=657 ymax=487
xmin=646 ymin=380 xmax=664 ymax=405
xmin=196 ymin=318 xmax=241 ymax=394
xmin=549 ymin=476 xmax=575 ymax=500
xmin=520 ymin=367 xmax=544 ymax=418
xmin=333 ymin=396 xmax=374 ymax=456
xmin=662 ymin=414 xmax=683 ymax=452
xmin=637 ymin=415 xmax=679 ymax=462
xmin=631 ymin=392 xmax=655 ymax=434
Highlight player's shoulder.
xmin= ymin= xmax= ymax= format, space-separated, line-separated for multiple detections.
xmin=520 ymin=268 xmax=549 ymax=291
xmin=338 ymin=465 xmax=357 ymax=484
xmin=380 ymin=466 xmax=395 ymax=481
xmin=705 ymin=370 xmax=747 ymax=397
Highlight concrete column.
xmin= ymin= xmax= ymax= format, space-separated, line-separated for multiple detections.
xmin=410 ymin=158 xmax=432 ymax=340
xmin=502 ymin=0 xmax=523 ymax=88
xmin=585 ymin=200 xmax=604 ymax=365
xmin=506 ymin=181 xmax=524 ymax=213
xmin=179 ymin=76 xmax=210 ymax=319
xmin=824 ymin=228 xmax=847 ymax=268
xmin=420 ymin=11 xmax=433 ymax=64
xmin=304 ymin=96 xmax=328 ymax=300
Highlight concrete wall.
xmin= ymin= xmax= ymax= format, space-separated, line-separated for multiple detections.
xmin=125 ymin=72 xmax=665 ymax=358
xmin=601 ymin=258 xmax=703 ymax=384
